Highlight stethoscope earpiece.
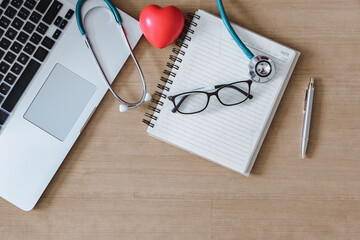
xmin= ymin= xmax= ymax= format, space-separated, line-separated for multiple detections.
xmin=119 ymin=104 xmax=129 ymax=112
xmin=144 ymin=93 xmax=152 ymax=102
xmin=119 ymin=92 xmax=151 ymax=112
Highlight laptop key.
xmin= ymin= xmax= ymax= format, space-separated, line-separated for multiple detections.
xmin=0 ymin=0 xmax=10 ymax=9
xmin=0 ymin=16 xmax=11 ymax=28
xmin=16 ymin=31 xmax=29 ymax=43
xmin=65 ymin=9 xmax=74 ymax=19
xmin=17 ymin=52 xmax=29 ymax=64
xmin=24 ymin=0 xmax=36 ymax=10
xmin=0 ymin=38 xmax=11 ymax=50
xmin=0 ymin=61 xmax=10 ymax=73
xmin=10 ymin=0 xmax=23 ymax=9
xmin=36 ymin=22 xmax=48 ymax=34
xmin=54 ymin=16 xmax=62 ymax=26
xmin=11 ymin=62 xmax=22 ymax=74
xmin=30 ymin=32 xmax=42 ymax=44
xmin=4 ymin=6 xmax=17 ymax=19
xmin=5 ymin=27 xmax=17 ymax=40
xmin=11 ymin=17 xmax=24 ymax=30
xmin=24 ymin=42 xmax=35 ymax=54
xmin=29 ymin=11 xmax=41 ymax=24
xmin=0 ymin=108 xmax=9 ymax=125
xmin=52 ymin=29 xmax=61 ymax=39
xmin=10 ymin=41 xmax=22 ymax=53
xmin=42 ymin=0 xmax=62 ymax=25
xmin=34 ymin=46 xmax=48 ymax=61
xmin=0 ymin=82 xmax=10 ymax=95
xmin=4 ymin=72 xmax=17 ymax=85
xmin=23 ymin=21 xmax=35 ymax=34
xmin=4 ymin=51 xmax=16 ymax=63
xmin=18 ymin=7 xmax=30 ymax=20
xmin=41 ymin=36 xmax=54 ymax=49
xmin=35 ymin=0 xmax=51 ymax=13
xmin=2 ymin=59 xmax=40 ymax=112
xmin=59 ymin=19 xmax=67 ymax=29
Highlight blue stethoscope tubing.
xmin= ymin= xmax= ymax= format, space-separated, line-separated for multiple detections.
xmin=216 ymin=0 xmax=254 ymax=60
xmin=75 ymin=0 xmax=150 ymax=112
xmin=216 ymin=0 xmax=275 ymax=83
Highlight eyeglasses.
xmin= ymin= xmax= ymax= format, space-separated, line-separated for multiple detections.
xmin=168 ymin=80 xmax=253 ymax=114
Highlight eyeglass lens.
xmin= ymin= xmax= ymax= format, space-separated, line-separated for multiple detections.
xmin=217 ymin=81 xmax=250 ymax=105
xmin=174 ymin=92 xmax=208 ymax=114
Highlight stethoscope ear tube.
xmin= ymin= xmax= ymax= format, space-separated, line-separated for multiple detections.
xmin=76 ymin=0 xmax=150 ymax=111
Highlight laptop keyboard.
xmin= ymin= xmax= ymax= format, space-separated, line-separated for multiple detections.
xmin=0 ymin=0 xmax=74 ymax=129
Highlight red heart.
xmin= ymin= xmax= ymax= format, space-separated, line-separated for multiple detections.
xmin=139 ymin=5 xmax=184 ymax=49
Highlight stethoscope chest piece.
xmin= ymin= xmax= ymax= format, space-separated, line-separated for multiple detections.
xmin=249 ymin=55 xmax=275 ymax=83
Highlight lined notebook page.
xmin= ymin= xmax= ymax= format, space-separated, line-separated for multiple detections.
xmin=147 ymin=10 xmax=299 ymax=175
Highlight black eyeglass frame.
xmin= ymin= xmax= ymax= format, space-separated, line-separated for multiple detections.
xmin=168 ymin=80 xmax=253 ymax=114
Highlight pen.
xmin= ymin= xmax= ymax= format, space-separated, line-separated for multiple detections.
xmin=302 ymin=77 xmax=315 ymax=158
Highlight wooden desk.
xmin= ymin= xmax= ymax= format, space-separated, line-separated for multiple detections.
xmin=1 ymin=0 xmax=360 ymax=239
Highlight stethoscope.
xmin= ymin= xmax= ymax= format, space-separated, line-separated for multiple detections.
xmin=75 ymin=0 xmax=151 ymax=112
xmin=216 ymin=0 xmax=276 ymax=83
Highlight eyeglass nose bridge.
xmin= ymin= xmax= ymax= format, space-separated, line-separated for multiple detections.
xmin=206 ymin=90 xmax=222 ymax=103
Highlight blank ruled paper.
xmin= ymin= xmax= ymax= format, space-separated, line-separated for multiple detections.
xmin=147 ymin=10 xmax=300 ymax=175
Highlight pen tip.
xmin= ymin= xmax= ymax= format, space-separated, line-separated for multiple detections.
xmin=302 ymin=153 xmax=305 ymax=159
xmin=310 ymin=77 xmax=314 ymax=84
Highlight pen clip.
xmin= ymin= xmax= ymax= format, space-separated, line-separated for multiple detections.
xmin=303 ymin=90 xmax=308 ymax=113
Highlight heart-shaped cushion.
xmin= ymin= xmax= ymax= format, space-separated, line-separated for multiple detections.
xmin=139 ymin=5 xmax=184 ymax=49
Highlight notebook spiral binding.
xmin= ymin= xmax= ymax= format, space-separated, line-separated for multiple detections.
xmin=142 ymin=13 xmax=201 ymax=128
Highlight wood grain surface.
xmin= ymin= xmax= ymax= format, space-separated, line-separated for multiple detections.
xmin=1 ymin=0 xmax=360 ymax=239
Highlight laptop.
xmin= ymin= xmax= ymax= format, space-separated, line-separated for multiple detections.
xmin=0 ymin=0 xmax=142 ymax=211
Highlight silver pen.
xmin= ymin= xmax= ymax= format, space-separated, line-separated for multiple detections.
xmin=302 ymin=77 xmax=315 ymax=158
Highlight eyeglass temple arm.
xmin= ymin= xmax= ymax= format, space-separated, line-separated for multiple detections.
xmin=214 ymin=84 xmax=253 ymax=99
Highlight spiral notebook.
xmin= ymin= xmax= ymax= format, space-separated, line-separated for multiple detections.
xmin=143 ymin=10 xmax=300 ymax=176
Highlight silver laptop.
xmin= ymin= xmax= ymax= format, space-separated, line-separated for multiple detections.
xmin=0 ymin=0 xmax=142 ymax=210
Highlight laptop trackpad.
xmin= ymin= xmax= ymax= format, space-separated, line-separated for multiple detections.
xmin=24 ymin=64 xmax=96 ymax=141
